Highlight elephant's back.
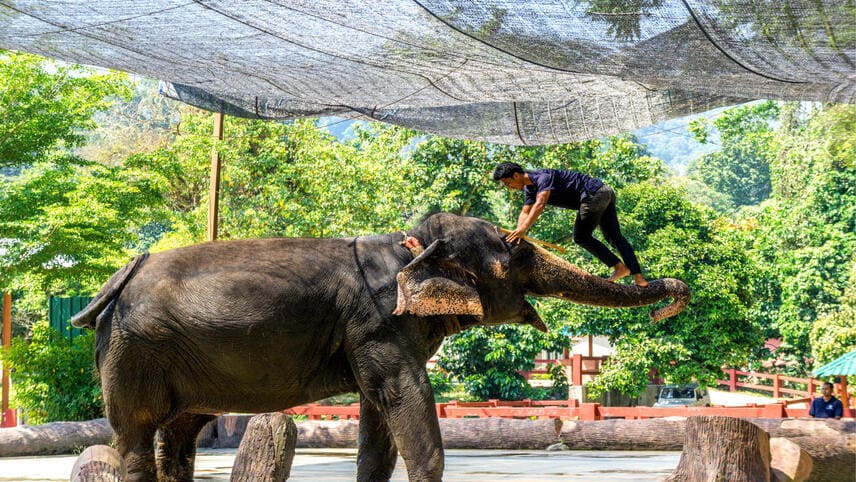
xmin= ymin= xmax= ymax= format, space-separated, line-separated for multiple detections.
xmin=111 ymin=237 xmax=363 ymax=337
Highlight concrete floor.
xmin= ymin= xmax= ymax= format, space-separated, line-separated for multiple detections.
xmin=0 ymin=448 xmax=680 ymax=481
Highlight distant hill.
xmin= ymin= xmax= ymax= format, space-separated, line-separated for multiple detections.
xmin=632 ymin=110 xmax=725 ymax=174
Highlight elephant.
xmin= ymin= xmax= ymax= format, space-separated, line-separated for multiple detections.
xmin=71 ymin=212 xmax=690 ymax=481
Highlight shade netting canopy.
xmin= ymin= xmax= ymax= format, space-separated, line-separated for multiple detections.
xmin=1 ymin=1 xmax=854 ymax=145
xmin=813 ymin=350 xmax=856 ymax=377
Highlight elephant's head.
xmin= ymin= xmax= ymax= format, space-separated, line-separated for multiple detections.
xmin=393 ymin=213 xmax=690 ymax=330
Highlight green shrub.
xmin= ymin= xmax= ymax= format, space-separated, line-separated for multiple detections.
xmin=0 ymin=321 xmax=102 ymax=424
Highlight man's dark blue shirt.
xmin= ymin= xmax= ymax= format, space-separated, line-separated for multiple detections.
xmin=523 ymin=169 xmax=604 ymax=210
xmin=809 ymin=396 xmax=844 ymax=418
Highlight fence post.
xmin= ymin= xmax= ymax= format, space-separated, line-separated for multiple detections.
xmin=1 ymin=292 xmax=14 ymax=428
xmin=729 ymin=368 xmax=737 ymax=392
xmin=572 ymin=354 xmax=583 ymax=386
xmin=762 ymin=403 xmax=785 ymax=418
xmin=773 ymin=373 xmax=781 ymax=399
xmin=580 ymin=403 xmax=601 ymax=421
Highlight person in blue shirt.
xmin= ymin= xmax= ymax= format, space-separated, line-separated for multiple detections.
xmin=493 ymin=162 xmax=648 ymax=287
xmin=809 ymin=382 xmax=844 ymax=419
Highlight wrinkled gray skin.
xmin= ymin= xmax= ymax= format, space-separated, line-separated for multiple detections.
xmin=72 ymin=213 xmax=689 ymax=482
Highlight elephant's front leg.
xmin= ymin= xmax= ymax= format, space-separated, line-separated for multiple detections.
xmin=353 ymin=345 xmax=443 ymax=482
xmin=357 ymin=394 xmax=398 ymax=481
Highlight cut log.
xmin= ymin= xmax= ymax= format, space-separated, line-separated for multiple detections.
xmin=70 ymin=444 xmax=125 ymax=482
xmin=230 ymin=413 xmax=297 ymax=482
xmin=559 ymin=417 xmax=685 ymax=450
xmin=770 ymin=437 xmax=813 ymax=482
xmin=770 ymin=434 xmax=856 ymax=482
xmin=440 ymin=418 xmax=561 ymax=449
xmin=196 ymin=417 xmax=218 ymax=448
xmin=297 ymin=420 xmax=359 ymax=448
xmin=295 ymin=418 xmax=561 ymax=449
xmin=665 ymin=416 xmax=771 ymax=482
xmin=748 ymin=418 xmax=855 ymax=438
xmin=215 ymin=414 xmax=251 ymax=448
xmin=0 ymin=419 xmax=113 ymax=457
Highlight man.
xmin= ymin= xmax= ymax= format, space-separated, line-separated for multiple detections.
xmin=809 ymin=382 xmax=844 ymax=419
xmin=493 ymin=162 xmax=648 ymax=287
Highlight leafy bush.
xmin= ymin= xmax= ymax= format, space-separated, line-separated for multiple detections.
xmin=0 ymin=322 xmax=101 ymax=424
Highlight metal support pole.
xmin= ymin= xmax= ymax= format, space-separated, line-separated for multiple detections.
xmin=1 ymin=292 xmax=13 ymax=427
xmin=207 ymin=112 xmax=224 ymax=242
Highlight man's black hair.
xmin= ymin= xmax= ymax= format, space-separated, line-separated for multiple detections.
xmin=822 ymin=381 xmax=835 ymax=389
xmin=492 ymin=162 xmax=525 ymax=181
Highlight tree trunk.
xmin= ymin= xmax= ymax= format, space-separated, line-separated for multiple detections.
xmin=665 ymin=416 xmax=771 ymax=482
xmin=440 ymin=418 xmax=561 ymax=449
xmin=770 ymin=435 xmax=856 ymax=482
xmin=230 ymin=413 xmax=297 ymax=482
xmin=70 ymin=444 xmax=125 ymax=482
xmin=0 ymin=419 xmax=112 ymax=457
xmin=559 ymin=418 xmax=685 ymax=450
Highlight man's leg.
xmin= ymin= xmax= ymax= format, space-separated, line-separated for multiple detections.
xmin=598 ymin=194 xmax=647 ymax=286
xmin=574 ymin=188 xmax=621 ymax=270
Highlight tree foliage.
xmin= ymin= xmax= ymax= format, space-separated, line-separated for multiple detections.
xmin=745 ymin=104 xmax=856 ymax=366
xmin=0 ymin=50 xmax=130 ymax=168
xmin=0 ymin=323 xmax=101 ymax=424
xmin=688 ymin=101 xmax=778 ymax=211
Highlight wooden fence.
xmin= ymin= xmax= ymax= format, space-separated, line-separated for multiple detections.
xmin=283 ymin=399 xmax=824 ymax=421
xmin=716 ymin=368 xmax=852 ymax=410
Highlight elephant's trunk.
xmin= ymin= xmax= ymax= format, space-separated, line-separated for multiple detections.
xmin=525 ymin=246 xmax=690 ymax=322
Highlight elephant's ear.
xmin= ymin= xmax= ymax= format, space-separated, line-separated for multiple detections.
xmin=393 ymin=239 xmax=484 ymax=317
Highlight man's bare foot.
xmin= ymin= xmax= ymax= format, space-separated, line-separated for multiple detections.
xmin=608 ymin=263 xmax=630 ymax=282
xmin=633 ymin=273 xmax=649 ymax=287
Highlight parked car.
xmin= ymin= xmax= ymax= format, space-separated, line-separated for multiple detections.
xmin=653 ymin=384 xmax=709 ymax=407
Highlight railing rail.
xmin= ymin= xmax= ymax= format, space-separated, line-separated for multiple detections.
xmin=716 ymin=368 xmax=841 ymax=401
xmin=282 ymin=399 xmax=846 ymax=421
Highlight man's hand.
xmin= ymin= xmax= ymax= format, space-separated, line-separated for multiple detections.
xmin=504 ymin=227 xmax=528 ymax=244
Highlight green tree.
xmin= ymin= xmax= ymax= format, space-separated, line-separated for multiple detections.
xmin=745 ymin=104 xmax=856 ymax=365
xmin=0 ymin=158 xmax=167 ymax=298
xmin=585 ymin=182 xmax=762 ymax=395
xmin=0 ymin=324 xmax=101 ymax=424
xmin=809 ymin=263 xmax=856 ymax=366
xmin=0 ymin=50 xmax=130 ymax=168
xmin=688 ymin=101 xmax=778 ymax=211
xmin=436 ymin=325 xmax=568 ymax=400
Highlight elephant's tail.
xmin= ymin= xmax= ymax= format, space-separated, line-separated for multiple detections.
xmin=70 ymin=253 xmax=149 ymax=329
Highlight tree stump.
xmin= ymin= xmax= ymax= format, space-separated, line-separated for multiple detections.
xmin=665 ymin=416 xmax=771 ymax=482
xmin=229 ymin=413 xmax=298 ymax=482
xmin=69 ymin=444 xmax=125 ymax=482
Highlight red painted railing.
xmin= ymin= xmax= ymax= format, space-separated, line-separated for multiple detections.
xmin=716 ymin=368 xmax=852 ymax=410
xmin=282 ymin=399 xmax=832 ymax=421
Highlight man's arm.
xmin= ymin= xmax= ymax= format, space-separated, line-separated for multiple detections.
xmin=506 ymin=190 xmax=550 ymax=243
xmin=834 ymin=399 xmax=843 ymax=419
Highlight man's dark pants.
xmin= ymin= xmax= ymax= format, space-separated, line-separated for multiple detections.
xmin=573 ymin=185 xmax=642 ymax=274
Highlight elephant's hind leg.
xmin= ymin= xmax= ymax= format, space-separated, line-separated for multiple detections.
xmin=111 ymin=419 xmax=159 ymax=482
xmin=357 ymin=394 xmax=399 ymax=481
xmin=156 ymin=413 xmax=217 ymax=482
